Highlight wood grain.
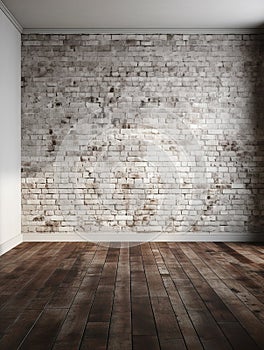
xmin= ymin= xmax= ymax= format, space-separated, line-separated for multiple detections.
xmin=0 ymin=242 xmax=263 ymax=349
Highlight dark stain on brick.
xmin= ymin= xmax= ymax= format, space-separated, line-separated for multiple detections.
xmin=122 ymin=184 xmax=131 ymax=189
xmin=21 ymin=76 xmax=26 ymax=88
xmin=110 ymin=86 xmax=114 ymax=92
xmin=126 ymin=39 xmax=137 ymax=46
xmin=86 ymin=96 xmax=98 ymax=103
xmin=127 ymin=221 xmax=135 ymax=227
xmin=191 ymin=225 xmax=199 ymax=232
xmin=45 ymin=221 xmax=60 ymax=229
xmin=222 ymin=140 xmax=239 ymax=152
xmin=33 ymin=216 xmax=44 ymax=222
xmin=122 ymin=122 xmax=131 ymax=129
xmin=130 ymin=173 xmax=140 ymax=179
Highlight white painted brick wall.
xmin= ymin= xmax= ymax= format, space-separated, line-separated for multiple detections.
xmin=21 ymin=33 xmax=264 ymax=236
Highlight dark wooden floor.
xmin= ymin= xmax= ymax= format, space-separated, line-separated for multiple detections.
xmin=0 ymin=242 xmax=264 ymax=349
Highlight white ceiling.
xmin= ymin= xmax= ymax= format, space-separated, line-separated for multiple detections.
xmin=2 ymin=0 xmax=264 ymax=30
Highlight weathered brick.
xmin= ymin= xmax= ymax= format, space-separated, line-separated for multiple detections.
xmin=21 ymin=33 xmax=264 ymax=236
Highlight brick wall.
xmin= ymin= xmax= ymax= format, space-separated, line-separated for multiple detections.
xmin=21 ymin=34 xmax=264 ymax=239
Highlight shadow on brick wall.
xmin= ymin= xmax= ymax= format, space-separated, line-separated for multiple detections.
xmin=248 ymin=27 xmax=264 ymax=238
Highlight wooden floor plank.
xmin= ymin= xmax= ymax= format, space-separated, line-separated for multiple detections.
xmin=18 ymin=308 xmax=68 ymax=350
xmin=168 ymin=243 xmax=233 ymax=350
xmin=0 ymin=242 xmax=264 ymax=349
xmin=53 ymin=305 xmax=92 ymax=350
xmin=80 ymin=245 xmax=119 ymax=349
xmin=162 ymin=275 xmax=204 ymax=350
xmin=0 ymin=309 xmax=42 ymax=349
xmin=219 ymin=322 xmax=261 ymax=350
xmin=206 ymin=278 xmax=264 ymax=349
xmin=143 ymin=243 xmax=185 ymax=348
xmin=108 ymin=246 xmax=132 ymax=350
xmin=0 ymin=243 xmax=73 ymax=335
xmin=188 ymin=242 xmax=264 ymax=349
xmin=133 ymin=335 xmax=160 ymax=350
xmin=80 ymin=322 xmax=109 ymax=350
xmin=0 ymin=243 xmax=58 ymax=295
xmin=53 ymin=244 xmax=107 ymax=350
xmin=131 ymin=244 xmax=160 ymax=348
xmin=0 ymin=243 xmax=43 ymax=271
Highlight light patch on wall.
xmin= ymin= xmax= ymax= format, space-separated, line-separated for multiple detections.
xmin=53 ymin=108 xmax=208 ymax=242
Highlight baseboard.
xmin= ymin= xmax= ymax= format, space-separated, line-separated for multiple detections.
xmin=23 ymin=232 xmax=264 ymax=243
xmin=23 ymin=232 xmax=84 ymax=242
xmin=0 ymin=234 xmax=23 ymax=255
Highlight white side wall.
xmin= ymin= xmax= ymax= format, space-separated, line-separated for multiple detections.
xmin=0 ymin=8 xmax=21 ymax=254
